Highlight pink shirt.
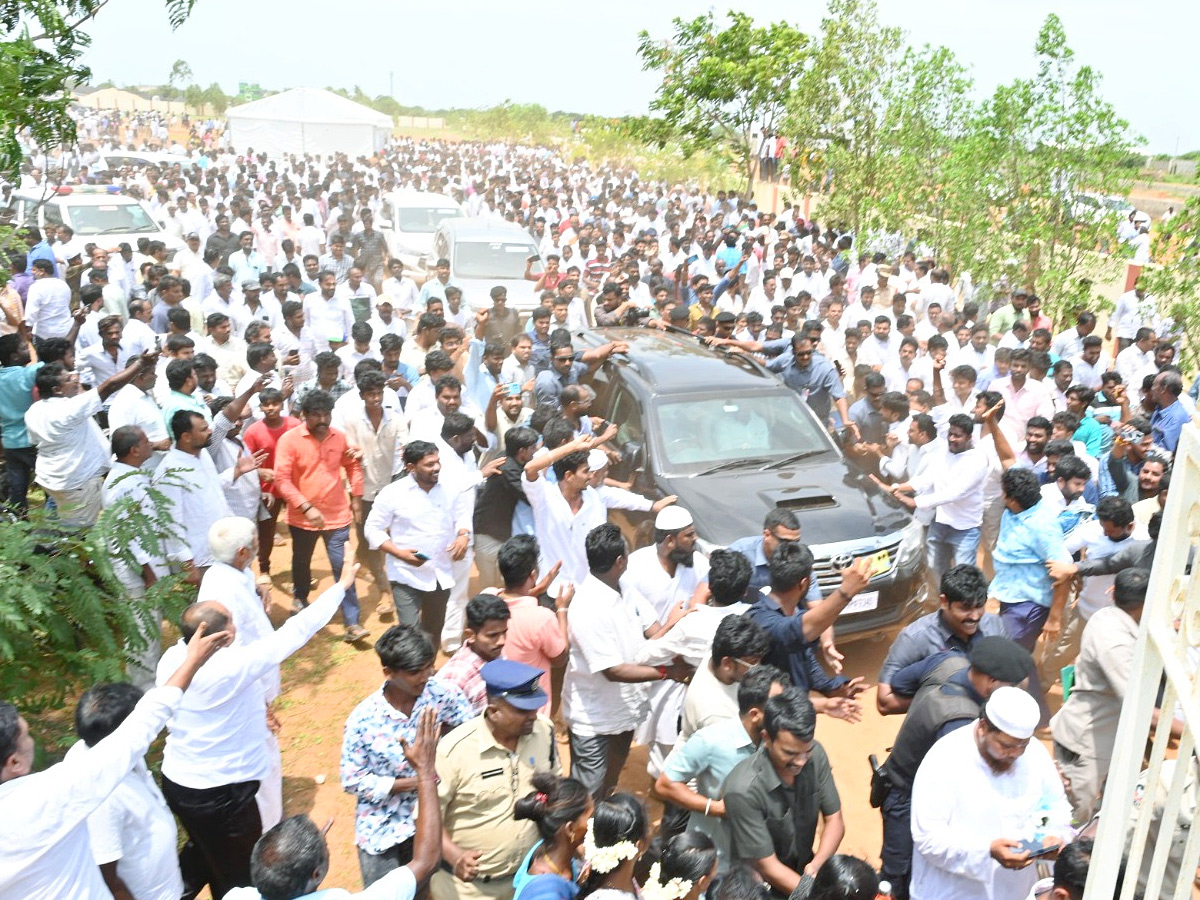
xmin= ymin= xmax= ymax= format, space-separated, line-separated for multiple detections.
xmin=497 ymin=593 xmax=566 ymax=714
xmin=993 ymin=375 xmax=1055 ymax=436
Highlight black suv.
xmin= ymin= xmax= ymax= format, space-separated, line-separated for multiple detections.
xmin=576 ymin=326 xmax=926 ymax=639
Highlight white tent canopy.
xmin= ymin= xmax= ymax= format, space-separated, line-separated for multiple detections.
xmin=225 ymin=87 xmax=393 ymax=158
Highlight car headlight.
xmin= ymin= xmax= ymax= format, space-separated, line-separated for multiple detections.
xmin=894 ymin=519 xmax=925 ymax=574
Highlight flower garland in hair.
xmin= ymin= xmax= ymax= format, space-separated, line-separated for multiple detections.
xmin=641 ymin=863 xmax=693 ymax=900
xmin=582 ymin=820 xmax=640 ymax=874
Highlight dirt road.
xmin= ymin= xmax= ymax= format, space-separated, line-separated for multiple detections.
xmin=264 ymin=540 xmax=906 ymax=890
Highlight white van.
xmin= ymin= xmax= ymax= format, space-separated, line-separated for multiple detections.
xmin=10 ymin=186 xmax=185 ymax=258
xmin=377 ymin=191 xmax=464 ymax=270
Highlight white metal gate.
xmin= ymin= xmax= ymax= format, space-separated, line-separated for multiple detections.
xmin=1088 ymin=424 xmax=1200 ymax=898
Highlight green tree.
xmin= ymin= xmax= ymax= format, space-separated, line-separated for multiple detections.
xmin=0 ymin=0 xmax=199 ymax=180
xmin=1139 ymin=197 xmax=1200 ymax=370
xmin=168 ymin=58 xmax=193 ymax=95
xmin=942 ymin=15 xmax=1136 ymax=320
xmin=636 ymin=10 xmax=808 ymax=195
xmin=201 ymin=81 xmax=228 ymax=114
xmin=0 ymin=477 xmax=190 ymax=711
xmin=786 ymin=0 xmax=906 ymax=233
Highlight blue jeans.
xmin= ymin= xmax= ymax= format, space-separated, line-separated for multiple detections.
xmin=290 ymin=524 xmax=359 ymax=626
xmin=926 ymin=521 xmax=981 ymax=581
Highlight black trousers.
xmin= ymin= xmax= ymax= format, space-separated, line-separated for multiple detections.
xmin=879 ymin=787 xmax=912 ymax=900
xmin=161 ymin=775 xmax=262 ymax=900
xmin=4 ymin=446 xmax=36 ymax=515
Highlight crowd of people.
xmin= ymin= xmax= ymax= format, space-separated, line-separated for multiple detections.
xmin=0 ymin=129 xmax=1186 ymax=900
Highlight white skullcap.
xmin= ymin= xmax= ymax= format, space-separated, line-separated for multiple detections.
xmin=984 ymin=686 xmax=1039 ymax=740
xmin=779 ymin=267 xmax=795 ymax=280
xmin=654 ymin=505 xmax=693 ymax=531
xmin=587 ymin=449 xmax=609 ymax=472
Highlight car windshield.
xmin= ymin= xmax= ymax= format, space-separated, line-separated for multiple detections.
xmin=652 ymin=392 xmax=834 ymax=472
xmin=66 ymin=202 xmax=159 ymax=235
xmin=454 ymin=240 xmax=537 ymax=279
xmin=396 ymin=206 xmax=462 ymax=233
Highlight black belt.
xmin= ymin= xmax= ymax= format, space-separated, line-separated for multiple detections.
xmin=439 ymin=862 xmax=517 ymax=884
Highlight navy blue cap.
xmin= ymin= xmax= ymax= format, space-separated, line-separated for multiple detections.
xmin=481 ymin=660 xmax=547 ymax=711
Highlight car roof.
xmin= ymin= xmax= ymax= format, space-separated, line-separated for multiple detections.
xmin=579 ymin=326 xmax=786 ymax=395
xmin=440 ymin=219 xmax=535 ymax=241
xmin=13 ymin=189 xmax=144 ymax=206
xmin=385 ymin=190 xmax=460 ymax=207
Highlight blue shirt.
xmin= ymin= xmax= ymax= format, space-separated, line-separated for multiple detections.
xmin=766 ymin=353 xmax=844 ymax=422
xmin=1151 ymin=400 xmax=1189 ymax=454
xmin=25 ymin=241 xmax=55 ymax=274
xmin=990 ymin=501 xmax=1072 ymax=608
xmin=877 ymin=609 xmax=1009 ymax=686
xmin=533 ymin=361 xmax=587 ymax=409
xmin=727 ymin=534 xmax=823 ymax=605
xmin=0 ymin=362 xmax=42 ymax=448
xmin=848 ymin=397 xmax=886 ymax=444
xmin=662 ymin=716 xmax=757 ymax=861
xmin=746 ymin=595 xmax=848 ymax=693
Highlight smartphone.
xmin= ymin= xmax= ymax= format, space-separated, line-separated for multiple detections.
xmin=506 ymin=382 xmax=522 ymax=396
xmin=687 ymin=254 xmax=699 ymax=265
xmin=1016 ymin=839 xmax=1059 ymax=859
xmin=413 ymin=551 xmax=430 ymax=562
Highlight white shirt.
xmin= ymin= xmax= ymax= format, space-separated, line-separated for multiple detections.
xmin=0 ymin=686 xmax=183 ymax=900
xmin=26 ymin=390 xmax=109 ymax=491
xmin=157 ymin=582 xmax=346 ymax=789
xmin=107 ymin=383 xmax=169 ymax=468
xmin=1115 ymin=344 xmax=1153 ymax=388
xmin=953 ymin=344 xmax=995 ymax=376
xmin=199 ymin=562 xmax=280 ymax=701
xmin=25 ymin=276 xmax=73 ymax=338
xmin=381 ymin=276 xmax=420 ymax=316
xmin=364 ymin=475 xmax=470 ymax=591
xmin=1068 ymin=353 xmax=1110 ymax=390
xmin=620 ymin=546 xmax=710 ymax=626
xmin=910 ymin=723 xmax=1071 ymax=900
xmin=153 ymin=447 xmax=232 ymax=567
xmin=1063 ymin=520 xmax=1145 ymax=620
xmin=1111 ymin=290 xmax=1157 ymax=340
xmin=562 ymin=574 xmax=653 ymax=736
xmin=910 ymin=445 xmax=988 ymax=529
xmin=64 ymin=741 xmax=183 ymax=900
xmin=304 ymin=292 xmax=355 ymax=348
xmin=225 ymin=864 xmax=417 ymax=900
xmin=525 ymin=475 xmax=610 ymax=591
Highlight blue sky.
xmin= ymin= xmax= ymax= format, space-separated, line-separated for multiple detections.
xmin=81 ymin=0 xmax=1197 ymax=154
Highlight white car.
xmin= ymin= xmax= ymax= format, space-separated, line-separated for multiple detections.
xmin=432 ymin=219 xmax=544 ymax=313
xmin=11 ymin=185 xmax=184 ymax=258
xmin=376 ymin=190 xmax=464 ymax=270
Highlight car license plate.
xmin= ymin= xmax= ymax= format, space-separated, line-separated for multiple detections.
xmin=867 ymin=549 xmax=890 ymax=576
xmin=842 ymin=591 xmax=879 ymax=615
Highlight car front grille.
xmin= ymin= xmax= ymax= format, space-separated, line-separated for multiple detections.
xmin=811 ymin=537 xmax=903 ymax=591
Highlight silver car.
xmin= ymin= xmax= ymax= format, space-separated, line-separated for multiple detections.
xmin=431 ymin=219 xmax=544 ymax=313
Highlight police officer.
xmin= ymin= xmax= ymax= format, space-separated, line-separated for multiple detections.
xmin=874 ymin=636 xmax=1033 ymax=900
xmin=432 ymin=660 xmax=557 ymax=900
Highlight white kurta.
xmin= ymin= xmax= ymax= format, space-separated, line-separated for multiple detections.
xmin=620 ymin=547 xmax=712 ymax=765
xmin=910 ymin=723 xmax=1072 ymax=900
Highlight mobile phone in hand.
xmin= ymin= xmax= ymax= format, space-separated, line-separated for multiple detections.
xmin=413 ymin=551 xmax=430 ymax=562
xmin=1016 ymin=839 xmax=1059 ymax=859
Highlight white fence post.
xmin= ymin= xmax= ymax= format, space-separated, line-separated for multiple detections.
xmin=1088 ymin=424 xmax=1200 ymax=897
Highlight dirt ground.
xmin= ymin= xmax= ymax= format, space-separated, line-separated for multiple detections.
xmin=258 ymin=533 xmax=1013 ymax=892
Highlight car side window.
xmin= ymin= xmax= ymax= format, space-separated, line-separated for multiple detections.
xmin=42 ymin=202 xmax=62 ymax=226
xmin=609 ymin=387 xmax=645 ymax=451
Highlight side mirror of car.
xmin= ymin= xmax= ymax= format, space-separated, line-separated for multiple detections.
xmin=375 ymin=218 xmax=392 ymax=229
xmin=610 ymin=440 xmax=644 ymax=483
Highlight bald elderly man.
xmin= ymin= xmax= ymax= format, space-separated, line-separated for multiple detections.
xmin=156 ymin=563 xmax=360 ymax=898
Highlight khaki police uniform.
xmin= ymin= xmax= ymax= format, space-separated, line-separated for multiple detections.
xmin=431 ymin=714 xmax=557 ymax=900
